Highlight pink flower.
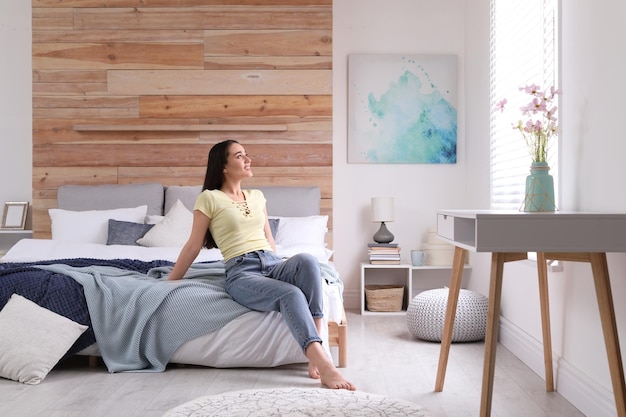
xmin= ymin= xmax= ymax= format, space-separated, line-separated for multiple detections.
xmin=497 ymin=84 xmax=561 ymax=163
xmin=534 ymin=98 xmax=547 ymax=112
xmin=548 ymin=86 xmax=561 ymax=98
xmin=495 ymin=98 xmax=507 ymax=113
xmin=520 ymin=84 xmax=540 ymax=95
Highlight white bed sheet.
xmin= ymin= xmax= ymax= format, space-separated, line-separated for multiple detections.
xmin=2 ymin=239 xmax=342 ymax=368
xmin=1 ymin=239 xmax=223 ymax=264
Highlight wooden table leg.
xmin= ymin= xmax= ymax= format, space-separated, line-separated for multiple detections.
xmin=544 ymin=251 xmax=626 ymax=416
xmin=479 ymin=252 xmax=528 ymax=417
xmin=589 ymin=252 xmax=626 ymax=417
xmin=434 ymin=246 xmax=467 ymax=392
xmin=537 ymin=252 xmax=555 ymax=392
xmin=479 ymin=252 xmax=506 ymax=416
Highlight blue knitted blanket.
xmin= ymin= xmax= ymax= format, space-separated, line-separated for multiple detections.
xmin=35 ymin=262 xmax=250 ymax=373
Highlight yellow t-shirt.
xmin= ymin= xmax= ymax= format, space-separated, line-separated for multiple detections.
xmin=193 ymin=189 xmax=272 ymax=261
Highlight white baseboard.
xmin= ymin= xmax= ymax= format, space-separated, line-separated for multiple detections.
xmin=499 ymin=316 xmax=617 ymax=417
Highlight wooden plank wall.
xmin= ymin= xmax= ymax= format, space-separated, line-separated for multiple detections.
xmin=32 ymin=0 xmax=333 ymax=239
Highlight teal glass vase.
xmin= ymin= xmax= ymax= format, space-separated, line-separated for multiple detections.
xmin=522 ymin=162 xmax=556 ymax=212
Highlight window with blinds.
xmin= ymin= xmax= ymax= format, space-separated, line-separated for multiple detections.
xmin=489 ymin=0 xmax=559 ymax=210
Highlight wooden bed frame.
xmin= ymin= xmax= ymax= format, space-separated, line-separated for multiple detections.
xmin=328 ymin=310 xmax=347 ymax=368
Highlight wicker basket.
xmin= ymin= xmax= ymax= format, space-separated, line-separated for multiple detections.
xmin=365 ymin=285 xmax=404 ymax=312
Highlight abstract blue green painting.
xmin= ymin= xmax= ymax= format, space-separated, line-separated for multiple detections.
xmin=348 ymin=54 xmax=457 ymax=164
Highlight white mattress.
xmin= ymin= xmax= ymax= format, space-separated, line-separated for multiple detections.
xmin=2 ymin=239 xmax=343 ymax=367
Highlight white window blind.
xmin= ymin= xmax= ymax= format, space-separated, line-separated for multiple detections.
xmin=490 ymin=0 xmax=559 ymax=210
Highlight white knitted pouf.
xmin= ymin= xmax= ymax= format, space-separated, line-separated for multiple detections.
xmin=406 ymin=288 xmax=488 ymax=342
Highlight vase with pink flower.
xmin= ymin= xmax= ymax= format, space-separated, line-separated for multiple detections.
xmin=496 ymin=84 xmax=561 ymax=212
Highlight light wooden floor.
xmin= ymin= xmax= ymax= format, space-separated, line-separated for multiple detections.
xmin=0 ymin=311 xmax=584 ymax=417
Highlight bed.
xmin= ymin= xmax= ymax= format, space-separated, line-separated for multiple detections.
xmin=0 ymin=183 xmax=347 ymax=385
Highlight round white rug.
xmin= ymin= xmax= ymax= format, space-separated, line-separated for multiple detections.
xmin=162 ymin=387 xmax=431 ymax=417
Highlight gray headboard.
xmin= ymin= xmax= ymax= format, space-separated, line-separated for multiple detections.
xmin=57 ymin=183 xmax=321 ymax=217
xmin=164 ymin=185 xmax=320 ymax=217
xmin=257 ymin=186 xmax=320 ymax=217
xmin=57 ymin=183 xmax=164 ymax=215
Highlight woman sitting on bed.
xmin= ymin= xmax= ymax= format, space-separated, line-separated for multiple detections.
xmin=168 ymin=140 xmax=355 ymax=391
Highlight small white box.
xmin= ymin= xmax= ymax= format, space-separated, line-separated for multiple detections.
xmin=426 ymin=228 xmax=448 ymax=245
xmin=424 ymin=248 xmax=455 ymax=265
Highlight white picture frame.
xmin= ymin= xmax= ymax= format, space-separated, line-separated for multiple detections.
xmin=1 ymin=202 xmax=29 ymax=229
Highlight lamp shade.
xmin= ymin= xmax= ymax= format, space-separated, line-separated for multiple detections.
xmin=371 ymin=197 xmax=394 ymax=222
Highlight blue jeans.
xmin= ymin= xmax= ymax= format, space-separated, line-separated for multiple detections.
xmin=224 ymin=250 xmax=323 ymax=352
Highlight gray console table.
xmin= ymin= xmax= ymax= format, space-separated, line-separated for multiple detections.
xmin=435 ymin=209 xmax=626 ymax=417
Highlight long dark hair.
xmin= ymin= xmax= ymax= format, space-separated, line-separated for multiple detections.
xmin=201 ymin=139 xmax=239 ymax=248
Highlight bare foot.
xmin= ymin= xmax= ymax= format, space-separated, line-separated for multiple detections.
xmin=308 ymin=363 xmax=321 ymax=379
xmin=318 ymin=363 xmax=355 ymax=390
xmin=305 ymin=341 xmax=355 ymax=390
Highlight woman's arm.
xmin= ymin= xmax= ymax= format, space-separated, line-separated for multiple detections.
xmin=168 ymin=210 xmax=211 ymax=280
xmin=263 ymin=206 xmax=277 ymax=253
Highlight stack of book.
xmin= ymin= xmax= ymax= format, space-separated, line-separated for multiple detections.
xmin=368 ymin=243 xmax=401 ymax=264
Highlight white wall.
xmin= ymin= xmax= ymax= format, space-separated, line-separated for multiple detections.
xmin=3 ymin=0 xmax=625 ymax=415
xmin=333 ymin=0 xmax=472 ymax=307
xmin=559 ymin=1 xmax=626 ymax=393
xmin=0 ymin=1 xmax=32 ymax=226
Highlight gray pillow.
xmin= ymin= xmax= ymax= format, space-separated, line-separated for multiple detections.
xmin=106 ymin=219 xmax=154 ymax=246
xmin=269 ymin=218 xmax=280 ymax=240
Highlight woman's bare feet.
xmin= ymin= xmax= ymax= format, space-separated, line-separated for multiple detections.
xmin=305 ymin=342 xmax=355 ymax=390
xmin=317 ymin=362 xmax=356 ymax=390
xmin=308 ymin=363 xmax=321 ymax=379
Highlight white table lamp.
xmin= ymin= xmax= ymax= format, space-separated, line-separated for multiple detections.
xmin=371 ymin=197 xmax=395 ymax=243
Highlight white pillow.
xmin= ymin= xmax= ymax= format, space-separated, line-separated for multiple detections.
xmin=0 ymin=294 xmax=88 ymax=385
xmin=275 ymin=244 xmax=333 ymax=263
xmin=49 ymin=206 xmax=148 ymax=244
xmin=270 ymin=215 xmax=328 ymax=247
xmin=137 ymin=199 xmax=193 ymax=247
xmin=145 ymin=214 xmax=165 ymax=225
